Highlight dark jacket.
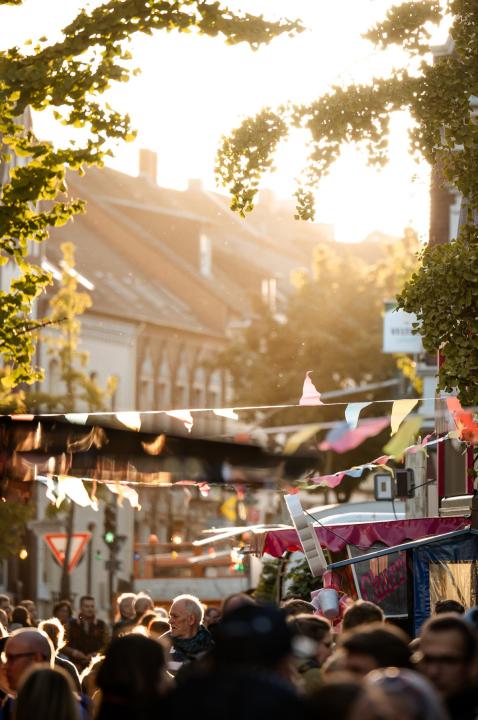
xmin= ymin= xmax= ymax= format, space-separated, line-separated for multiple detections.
xmin=65 ymin=616 xmax=109 ymax=657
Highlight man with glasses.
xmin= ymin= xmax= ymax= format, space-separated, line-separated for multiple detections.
xmin=419 ymin=614 xmax=478 ymax=720
xmin=0 ymin=628 xmax=53 ymax=719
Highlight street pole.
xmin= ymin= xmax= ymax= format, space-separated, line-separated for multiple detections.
xmin=60 ymin=502 xmax=75 ymax=600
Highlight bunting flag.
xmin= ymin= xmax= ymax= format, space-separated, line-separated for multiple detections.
xmin=57 ymin=475 xmax=98 ymax=510
xmin=165 ymin=410 xmax=194 ymax=432
xmin=319 ymin=417 xmax=390 ymax=453
xmin=213 ymin=408 xmax=239 ymax=420
xmin=345 ymin=402 xmax=372 ymax=429
xmin=106 ymin=482 xmax=141 ymax=510
xmin=115 ymin=412 xmax=142 ymax=431
xmin=284 ymin=423 xmax=321 ymax=455
xmin=220 ymin=495 xmax=237 ymax=521
xmin=64 ymin=413 xmax=89 ymax=425
xmin=299 ymin=371 xmax=324 ymax=406
xmin=390 ymin=399 xmax=419 ymax=435
xmin=310 ymin=471 xmax=346 ymax=488
xmin=383 ymin=415 xmax=423 ymax=457
xmin=446 ymin=397 xmax=478 ymax=443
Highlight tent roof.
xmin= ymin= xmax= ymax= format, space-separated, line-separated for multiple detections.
xmin=328 ymin=527 xmax=475 ymax=569
xmin=261 ymin=516 xmax=470 ymax=556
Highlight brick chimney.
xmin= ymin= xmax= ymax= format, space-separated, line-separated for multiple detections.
xmin=139 ymin=149 xmax=157 ymax=184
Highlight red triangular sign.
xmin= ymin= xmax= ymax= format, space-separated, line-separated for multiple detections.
xmin=43 ymin=533 xmax=91 ymax=574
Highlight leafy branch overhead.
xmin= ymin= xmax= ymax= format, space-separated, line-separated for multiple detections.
xmin=216 ymin=0 xmax=478 ymax=405
xmin=0 ymin=0 xmax=303 ymax=388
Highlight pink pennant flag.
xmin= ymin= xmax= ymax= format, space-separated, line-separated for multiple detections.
xmin=372 ymin=454 xmax=391 ymax=465
xmin=320 ymin=417 xmax=390 ymax=453
xmin=299 ymin=371 xmax=324 ymax=406
xmin=309 ymin=471 xmax=346 ymax=488
xmin=165 ymin=410 xmax=194 ymax=433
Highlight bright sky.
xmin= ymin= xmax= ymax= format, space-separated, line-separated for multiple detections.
xmin=0 ymin=0 xmax=439 ymax=242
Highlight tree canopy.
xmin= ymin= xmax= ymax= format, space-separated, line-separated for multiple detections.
xmin=0 ymin=0 xmax=302 ymax=390
xmin=217 ymin=0 xmax=478 ymax=404
xmin=219 ymin=230 xmax=419 ymax=408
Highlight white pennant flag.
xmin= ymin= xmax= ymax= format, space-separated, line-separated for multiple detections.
xmin=344 ymin=402 xmax=371 ymax=429
xmin=115 ymin=412 xmax=142 ymax=431
xmin=213 ymin=408 xmax=239 ymax=421
xmin=166 ymin=410 xmax=194 ymax=432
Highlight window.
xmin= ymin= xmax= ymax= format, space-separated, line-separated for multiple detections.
xmin=199 ymin=232 xmax=211 ymax=277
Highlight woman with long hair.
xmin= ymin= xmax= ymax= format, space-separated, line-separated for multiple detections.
xmin=14 ymin=666 xmax=80 ymax=720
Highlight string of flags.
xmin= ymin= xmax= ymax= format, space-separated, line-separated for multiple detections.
xmin=300 ymin=431 xmax=452 ymax=490
xmin=14 ymin=372 xmax=478 ymax=510
xmin=3 ymin=372 xmax=457 ymax=436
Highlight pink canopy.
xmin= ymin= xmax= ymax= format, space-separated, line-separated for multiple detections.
xmin=262 ymin=516 xmax=470 ymax=556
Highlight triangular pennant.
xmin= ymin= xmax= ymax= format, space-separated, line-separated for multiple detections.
xmin=383 ymin=415 xmax=423 ymax=457
xmin=213 ymin=408 xmax=239 ymax=421
xmin=166 ymin=410 xmax=194 ymax=432
xmin=65 ymin=413 xmax=89 ymax=425
xmin=390 ymin=399 xmax=419 ymax=435
xmin=115 ymin=412 xmax=141 ymax=431
xmin=345 ymin=402 xmax=371 ymax=429
xmin=284 ymin=424 xmax=321 ymax=455
xmin=299 ymin=371 xmax=324 ymax=406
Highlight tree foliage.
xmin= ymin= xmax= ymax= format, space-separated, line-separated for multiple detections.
xmin=219 ymin=232 xmax=418 ymax=409
xmin=28 ymin=241 xmax=116 ymax=412
xmin=216 ymin=1 xmax=478 ymax=404
xmin=0 ymin=501 xmax=33 ymax=560
xmin=0 ymin=1 xmax=302 ymax=390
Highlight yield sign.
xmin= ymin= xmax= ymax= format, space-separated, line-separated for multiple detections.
xmin=43 ymin=533 xmax=91 ymax=574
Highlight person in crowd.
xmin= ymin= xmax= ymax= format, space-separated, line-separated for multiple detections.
xmin=281 ymin=598 xmax=316 ymax=618
xmin=287 ymin=613 xmax=333 ymax=693
xmin=166 ymin=594 xmax=213 ymax=672
xmin=434 ymin=599 xmax=465 ymax=615
xmin=166 ymin=603 xmax=307 ymax=720
xmin=8 ymin=607 xmax=32 ymax=632
xmin=139 ymin=611 xmax=157 ymax=629
xmin=220 ymin=592 xmax=256 ymax=616
xmin=14 ymin=666 xmax=80 ymax=720
xmin=112 ymin=593 xmax=136 ymax=637
xmin=418 ymin=613 xmax=478 ymax=720
xmin=154 ymin=607 xmax=169 ymax=621
xmin=340 ymin=623 xmax=412 ymax=676
xmin=0 ymin=598 xmax=11 ymax=621
xmin=148 ymin=618 xmax=170 ymax=640
xmin=366 ymin=667 xmax=448 ymax=720
xmin=342 ymin=600 xmax=384 ymax=631
xmin=39 ymin=617 xmax=81 ymax=693
xmin=95 ymin=634 xmax=168 ymax=720
xmin=0 ymin=612 xmax=8 ymax=634
xmin=53 ymin=600 xmax=74 ymax=627
xmin=64 ymin=595 xmax=109 ymax=670
xmin=307 ymin=674 xmax=390 ymax=720
xmin=203 ymin=605 xmax=221 ymax=628
xmin=18 ymin=600 xmax=38 ymax=627
xmin=0 ymin=628 xmax=54 ymax=719
xmin=132 ymin=593 xmax=154 ymax=624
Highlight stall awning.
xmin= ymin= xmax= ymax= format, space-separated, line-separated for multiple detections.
xmin=261 ymin=516 xmax=470 ymax=556
xmin=327 ymin=527 xmax=475 ymax=569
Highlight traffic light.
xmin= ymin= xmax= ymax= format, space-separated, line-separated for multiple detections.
xmin=103 ymin=503 xmax=117 ymax=546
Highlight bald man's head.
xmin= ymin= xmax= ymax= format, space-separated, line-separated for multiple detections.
xmin=4 ymin=628 xmax=54 ymax=691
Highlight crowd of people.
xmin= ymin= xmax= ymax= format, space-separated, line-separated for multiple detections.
xmin=0 ymin=591 xmax=476 ymax=719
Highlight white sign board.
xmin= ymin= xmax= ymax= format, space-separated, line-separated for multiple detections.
xmin=383 ymin=302 xmax=424 ymax=354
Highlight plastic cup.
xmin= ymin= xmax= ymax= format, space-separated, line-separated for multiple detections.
xmin=316 ymin=588 xmax=339 ymax=619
